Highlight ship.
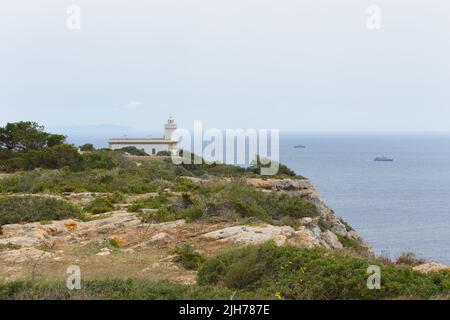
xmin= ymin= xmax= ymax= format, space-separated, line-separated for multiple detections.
xmin=374 ymin=156 xmax=394 ymax=162
xmin=293 ymin=145 xmax=306 ymax=149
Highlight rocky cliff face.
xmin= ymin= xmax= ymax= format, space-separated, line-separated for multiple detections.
xmin=0 ymin=177 xmax=375 ymax=282
xmin=245 ymin=178 xmax=373 ymax=253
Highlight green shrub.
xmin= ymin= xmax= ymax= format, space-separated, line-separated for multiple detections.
xmin=84 ymin=197 xmax=115 ymax=214
xmin=79 ymin=143 xmax=95 ymax=152
xmin=119 ymin=146 xmax=148 ymax=156
xmin=0 ymin=196 xmax=81 ymax=226
xmin=198 ymin=242 xmax=450 ymax=300
xmin=395 ymin=252 xmax=426 ymax=266
xmin=173 ymin=243 xmax=206 ymax=270
xmin=0 ymin=279 xmax=250 ymax=300
xmin=81 ymin=150 xmax=119 ymax=170
xmin=128 ymin=194 xmax=169 ymax=213
xmin=156 ymin=151 xmax=171 ymax=156
xmin=0 ymin=243 xmax=21 ymax=251
xmin=335 ymin=234 xmax=366 ymax=255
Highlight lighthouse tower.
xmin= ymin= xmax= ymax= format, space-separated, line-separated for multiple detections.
xmin=164 ymin=116 xmax=177 ymax=141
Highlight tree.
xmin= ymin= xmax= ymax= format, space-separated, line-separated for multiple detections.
xmin=156 ymin=150 xmax=171 ymax=156
xmin=79 ymin=143 xmax=95 ymax=152
xmin=0 ymin=122 xmax=66 ymax=151
xmin=118 ymin=146 xmax=149 ymax=156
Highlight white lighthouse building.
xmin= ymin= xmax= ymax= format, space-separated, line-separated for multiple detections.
xmin=108 ymin=117 xmax=178 ymax=155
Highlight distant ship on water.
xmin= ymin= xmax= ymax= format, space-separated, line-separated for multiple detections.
xmin=374 ymin=156 xmax=394 ymax=162
xmin=293 ymin=145 xmax=306 ymax=149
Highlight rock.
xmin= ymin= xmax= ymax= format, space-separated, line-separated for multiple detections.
xmin=289 ymin=227 xmax=322 ymax=249
xmin=149 ymin=232 xmax=169 ymax=242
xmin=201 ymin=224 xmax=344 ymax=250
xmin=0 ymin=248 xmax=54 ymax=263
xmin=100 ymin=247 xmax=111 ymax=252
xmin=321 ymin=230 xmax=343 ymax=250
xmin=413 ymin=262 xmax=449 ymax=273
xmin=0 ymin=236 xmax=43 ymax=247
xmin=245 ymin=177 xmax=369 ymax=254
xmin=96 ymin=251 xmax=111 ymax=256
xmin=120 ymin=248 xmax=135 ymax=254
xmin=202 ymin=225 xmax=293 ymax=246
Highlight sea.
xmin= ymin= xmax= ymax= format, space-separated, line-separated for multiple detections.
xmin=280 ymin=133 xmax=450 ymax=264
xmin=64 ymin=130 xmax=450 ymax=264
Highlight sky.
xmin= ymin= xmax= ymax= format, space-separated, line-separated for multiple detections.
xmin=1 ymin=0 xmax=449 ymax=133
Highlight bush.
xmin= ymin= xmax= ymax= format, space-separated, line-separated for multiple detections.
xmin=198 ymin=242 xmax=450 ymax=300
xmin=173 ymin=243 xmax=206 ymax=270
xmin=0 ymin=144 xmax=82 ymax=172
xmin=156 ymin=151 xmax=171 ymax=156
xmin=84 ymin=197 xmax=115 ymax=214
xmin=395 ymin=252 xmax=426 ymax=266
xmin=0 ymin=279 xmax=250 ymax=300
xmin=0 ymin=196 xmax=81 ymax=226
xmin=79 ymin=143 xmax=95 ymax=152
xmin=81 ymin=150 xmax=120 ymax=170
xmin=128 ymin=194 xmax=169 ymax=213
xmin=119 ymin=146 xmax=149 ymax=156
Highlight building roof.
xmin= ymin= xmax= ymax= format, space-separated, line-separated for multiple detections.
xmin=109 ymin=138 xmax=176 ymax=145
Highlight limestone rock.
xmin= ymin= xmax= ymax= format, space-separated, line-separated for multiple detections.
xmin=149 ymin=232 xmax=169 ymax=242
xmin=96 ymin=251 xmax=111 ymax=256
xmin=0 ymin=236 xmax=43 ymax=247
xmin=413 ymin=262 xmax=449 ymax=273
xmin=0 ymin=248 xmax=54 ymax=263
xmin=201 ymin=224 xmax=344 ymax=250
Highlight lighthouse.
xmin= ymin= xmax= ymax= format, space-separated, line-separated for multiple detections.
xmin=164 ymin=116 xmax=177 ymax=141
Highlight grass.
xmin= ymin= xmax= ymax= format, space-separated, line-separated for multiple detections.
xmin=0 ymin=279 xmax=250 ymax=300
xmin=0 ymin=243 xmax=21 ymax=251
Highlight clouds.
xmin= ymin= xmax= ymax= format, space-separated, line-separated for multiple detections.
xmin=125 ymin=101 xmax=144 ymax=109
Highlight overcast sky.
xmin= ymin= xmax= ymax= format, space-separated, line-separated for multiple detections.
xmin=1 ymin=0 xmax=449 ymax=132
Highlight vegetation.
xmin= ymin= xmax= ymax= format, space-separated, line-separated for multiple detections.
xmin=2 ymin=123 xmax=445 ymax=300
xmin=0 ymin=243 xmax=448 ymax=300
xmin=128 ymin=194 xmax=169 ymax=213
xmin=0 ymin=279 xmax=247 ymax=300
xmin=136 ymin=181 xmax=318 ymax=226
xmin=84 ymin=197 xmax=115 ymax=214
xmin=0 ymin=196 xmax=81 ymax=226
xmin=198 ymin=242 xmax=450 ymax=300
xmin=173 ymin=243 xmax=206 ymax=270
xmin=0 ymin=243 xmax=21 ymax=251
xmin=395 ymin=252 xmax=427 ymax=266
xmin=156 ymin=151 xmax=171 ymax=156
xmin=79 ymin=143 xmax=95 ymax=152
xmin=119 ymin=146 xmax=149 ymax=156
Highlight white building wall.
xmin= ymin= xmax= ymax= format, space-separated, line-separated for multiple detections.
xmin=109 ymin=143 xmax=170 ymax=155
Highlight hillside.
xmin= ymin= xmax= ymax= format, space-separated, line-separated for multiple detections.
xmin=1 ymin=159 xmax=449 ymax=299
xmin=0 ymin=122 xmax=449 ymax=299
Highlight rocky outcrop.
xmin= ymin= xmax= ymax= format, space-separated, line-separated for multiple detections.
xmin=246 ymin=178 xmax=372 ymax=254
xmin=0 ymin=177 xmax=373 ymax=266
xmin=0 ymin=247 xmax=55 ymax=263
xmin=201 ymin=224 xmax=343 ymax=250
xmin=413 ymin=262 xmax=450 ymax=273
